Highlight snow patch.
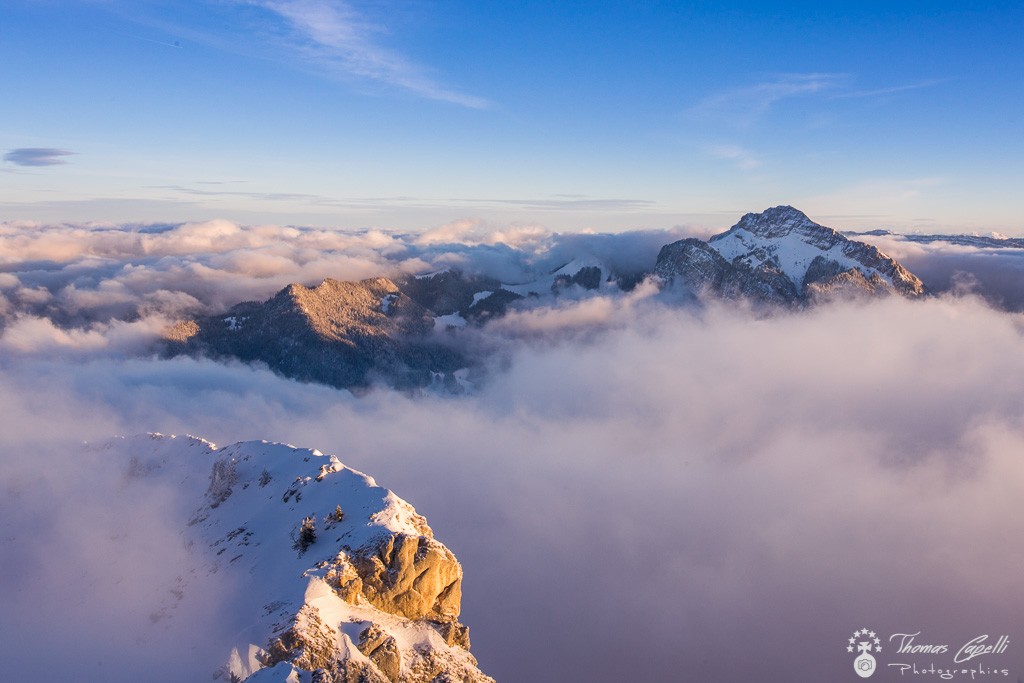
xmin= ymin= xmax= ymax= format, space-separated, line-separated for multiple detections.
xmin=380 ymin=293 xmax=398 ymax=314
xmin=434 ymin=312 xmax=467 ymax=329
xmin=499 ymin=256 xmax=606 ymax=297
xmin=470 ymin=291 xmax=493 ymax=307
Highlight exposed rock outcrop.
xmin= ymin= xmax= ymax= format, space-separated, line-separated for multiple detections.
xmin=164 ymin=277 xmax=465 ymax=391
xmin=107 ymin=434 xmax=493 ymax=683
xmin=654 ymin=238 xmax=799 ymax=305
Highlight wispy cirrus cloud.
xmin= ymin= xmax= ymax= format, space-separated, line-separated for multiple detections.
xmin=251 ymin=0 xmax=489 ymax=108
xmin=831 ymin=78 xmax=946 ymax=99
xmin=708 ymin=144 xmax=762 ymax=171
xmin=690 ymin=73 xmax=844 ymax=126
xmin=156 ymin=184 xmax=654 ymax=213
xmin=4 ymin=148 xmax=76 ymax=167
xmin=691 ymin=74 xmax=943 ymax=128
xmin=455 ymin=196 xmax=657 ymax=212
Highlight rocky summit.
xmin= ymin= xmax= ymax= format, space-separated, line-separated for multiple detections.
xmin=655 ymin=205 xmax=925 ymax=304
xmin=164 ymin=277 xmax=466 ymax=391
xmin=104 ymin=434 xmax=493 ymax=683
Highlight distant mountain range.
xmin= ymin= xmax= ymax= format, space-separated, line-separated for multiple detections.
xmin=163 ymin=206 xmax=927 ymax=392
xmin=848 ymin=228 xmax=1024 ymax=250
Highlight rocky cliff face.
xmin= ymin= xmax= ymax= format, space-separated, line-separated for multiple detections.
xmin=164 ymin=277 xmax=465 ymax=391
xmin=656 ymin=206 xmax=925 ymax=304
xmin=393 ymin=269 xmax=503 ymax=317
xmin=161 ymin=262 xmax=618 ymax=391
xmin=108 ymin=434 xmax=493 ymax=683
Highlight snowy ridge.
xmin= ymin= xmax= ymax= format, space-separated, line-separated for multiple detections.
xmin=499 ymin=255 xmax=608 ymax=297
xmin=103 ymin=434 xmax=491 ymax=683
xmin=712 ymin=206 xmax=882 ymax=285
xmin=711 ymin=219 xmax=884 ymax=286
xmin=413 ymin=267 xmax=453 ymax=280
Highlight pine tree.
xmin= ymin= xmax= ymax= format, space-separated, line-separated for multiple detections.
xmin=258 ymin=468 xmax=272 ymax=487
xmin=296 ymin=516 xmax=316 ymax=552
xmin=329 ymin=505 xmax=344 ymax=523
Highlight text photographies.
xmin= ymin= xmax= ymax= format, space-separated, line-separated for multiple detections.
xmin=889 ymin=633 xmax=1010 ymax=679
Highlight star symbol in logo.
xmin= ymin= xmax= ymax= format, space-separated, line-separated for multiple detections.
xmin=848 ymin=628 xmax=884 ymax=654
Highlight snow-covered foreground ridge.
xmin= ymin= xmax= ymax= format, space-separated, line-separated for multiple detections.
xmin=100 ymin=433 xmax=492 ymax=683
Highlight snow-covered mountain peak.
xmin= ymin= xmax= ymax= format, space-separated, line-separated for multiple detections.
xmin=656 ymin=206 xmax=925 ymax=303
xmin=709 ymin=206 xmax=860 ymax=285
xmin=104 ymin=433 xmax=492 ymax=683
xmin=711 ymin=205 xmax=848 ymax=257
xmin=727 ymin=204 xmax=820 ymax=239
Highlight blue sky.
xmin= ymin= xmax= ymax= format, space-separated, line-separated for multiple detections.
xmin=2 ymin=0 xmax=1022 ymax=233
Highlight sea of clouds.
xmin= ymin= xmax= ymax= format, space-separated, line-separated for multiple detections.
xmin=3 ymin=218 xmax=1024 ymax=681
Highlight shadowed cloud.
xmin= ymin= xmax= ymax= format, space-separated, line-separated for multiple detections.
xmin=4 ymin=148 xmax=76 ymax=167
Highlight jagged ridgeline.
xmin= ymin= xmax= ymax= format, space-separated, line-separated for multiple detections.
xmin=163 ymin=207 xmax=926 ymax=392
xmin=106 ymin=434 xmax=494 ymax=683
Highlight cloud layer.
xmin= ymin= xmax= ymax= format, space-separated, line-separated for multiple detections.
xmin=4 ymin=294 xmax=1024 ymax=680
xmin=3 ymin=220 xmax=1024 ymax=680
xmin=0 ymin=218 xmax=693 ymax=340
xmin=859 ymin=231 xmax=1024 ymax=310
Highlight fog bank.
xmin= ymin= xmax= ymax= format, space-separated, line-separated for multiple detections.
xmin=3 ymin=294 xmax=1024 ymax=680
